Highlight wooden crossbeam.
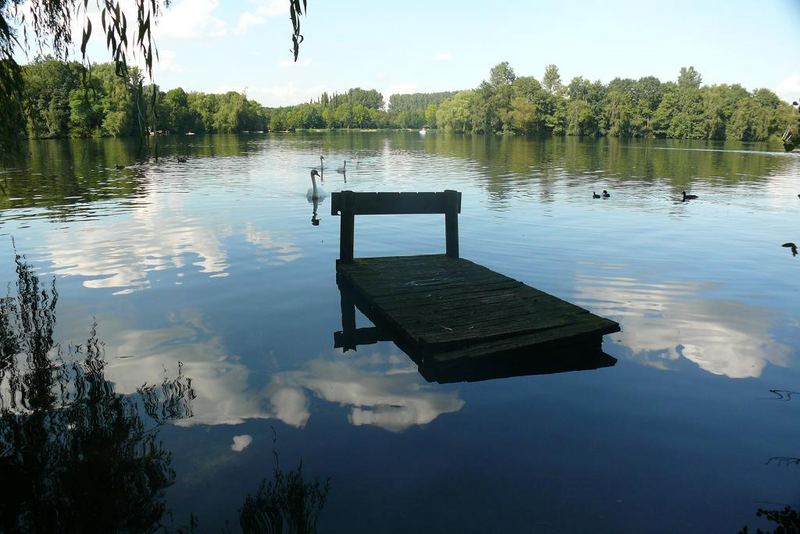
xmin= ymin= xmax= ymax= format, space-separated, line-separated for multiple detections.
xmin=331 ymin=190 xmax=461 ymax=263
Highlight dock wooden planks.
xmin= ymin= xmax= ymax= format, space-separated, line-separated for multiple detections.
xmin=336 ymin=254 xmax=620 ymax=362
xmin=331 ymin=190 xmax=620 ymax=373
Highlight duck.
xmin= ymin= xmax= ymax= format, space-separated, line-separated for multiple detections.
xmin=782 ymin=242 xmax=798 ymax=257
xmin=336 ymin=160 xmax=347 ymax=174
xmin=114 ymin=164 xmax=125 ymax=170
xmin=306 ymin=169 xmax=327 ymax=200
xmin=592 ymin=191 xmax=601 ymax=199
xmin=602 ymin=190 xmax=610 ymax=198
xmin=176 ymin=156 xmax=188 ymax=163
xmin=682 ymin=191 xmax=698 ymax=201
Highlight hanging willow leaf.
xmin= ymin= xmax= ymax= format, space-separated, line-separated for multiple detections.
xmin=138 ymin=14 xmax=149 ymax=46
xmin=80 ymin=19 xmax=91 ymax=56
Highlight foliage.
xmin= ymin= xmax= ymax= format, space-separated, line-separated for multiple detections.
xmin=18 ymin=57 xmax=273 ymax=136
xmin=0 ymin=0 xmax=308 ymax=151
xmin=240 ymin=431 xmax=330 ymax=534
xmin=432 ymin=62 xmax=793 ymax=141
xmin=780 ymin=98 xmax=800 ymax=151
xmin=11 ymin=58 xmax=795 ymax=141
xmin=0 ymin=252 xmax=196 ymax=532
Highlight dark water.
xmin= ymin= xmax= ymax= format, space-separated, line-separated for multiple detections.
xmin=1 ymin=132 xmax=799 ymax=532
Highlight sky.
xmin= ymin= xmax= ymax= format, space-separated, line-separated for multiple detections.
xmin=15 ymin=0 xmax=800 ymax=106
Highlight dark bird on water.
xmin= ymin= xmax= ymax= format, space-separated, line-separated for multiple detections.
xmin=682 ymin=191 xmax=698 ymax=201
xmin=592 ymin=191 xmax=601 ymax=199
xmin=782 ymin=242 xmax=798 ymax=256
xmin=177 ymin=156 xmax=188 ymax=163
xmin=602 ymin=190 xmax=610 ymax=198
xmin=114 ymin=164 xmax=124 ymax=170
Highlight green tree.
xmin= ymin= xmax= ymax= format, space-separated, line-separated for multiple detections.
xmin=542 ymin=64 xmax=563 ymax=95
xmin=424 ymin=103 xmax=438 ymax=128
xmin=436 ymin=90 xmax=477 ymax=132
xmin=678 ymin=66 xmax=702 ymax=89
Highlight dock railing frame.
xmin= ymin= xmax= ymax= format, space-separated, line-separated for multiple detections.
xmin=331 ymin=190 xmax=462 ymax=263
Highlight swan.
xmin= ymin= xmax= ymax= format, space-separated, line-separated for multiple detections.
xmin=602 ymin=190 xmax=610 ymax=198
xmin=682 ymin=191 xmax=698 ymax=201
xmin=307 ymin=169 xmax=327 ymax=200
xmin=336 ymin=160 xmax=346 ymax=174
xmin=592 ymin=191 xmax=601 ymax=199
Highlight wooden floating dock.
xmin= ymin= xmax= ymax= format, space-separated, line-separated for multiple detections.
xmin=331 ymin=190 xmax=620 ymax=378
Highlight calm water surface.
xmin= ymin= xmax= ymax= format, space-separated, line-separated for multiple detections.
xmin=1 ymin=133 xmax=799 ymax=532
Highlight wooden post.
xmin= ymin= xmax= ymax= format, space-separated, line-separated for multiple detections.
xmin=339 ymin=191 xmax=355 ymax=263
xmin=339 ymin=287 xmax=357 ymax=351
xmin=444 ymin=189 xmax=460 ymax=258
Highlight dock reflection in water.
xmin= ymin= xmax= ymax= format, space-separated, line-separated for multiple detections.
xmin=334 ymin=284 xmax=617 ymax=384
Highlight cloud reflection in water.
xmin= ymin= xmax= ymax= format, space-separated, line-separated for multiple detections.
xmin=45 ymin=193 xmax=230 ymax=293
xmin=41 ymin=193 xmax=306 ymax=294
xmin=101 ymin=312 xmax=463 ymax=431
xmin=575 ymin=275 xmax=792 ymax=378
xmin=268 ymin=354 xmax=465 ymax=432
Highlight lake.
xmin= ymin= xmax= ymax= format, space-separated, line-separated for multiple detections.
xmin=1 ymin=132 xmax=799 ymax=532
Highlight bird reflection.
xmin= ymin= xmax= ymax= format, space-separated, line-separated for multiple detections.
xmin=311 ymin=197 xmax=320 ymax=226
xmin=769 ymin=389 xmax=800 ymax=401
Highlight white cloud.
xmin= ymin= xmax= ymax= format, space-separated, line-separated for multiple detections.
xmin=221 ymin=83 xmax=328 ymax=107
xmin=433 ymin=52 xmax=452 ymax=61
xmin=231 ymin=434 xmax=253 ymax=452
xmin=775 ymin=74 xmax=800 ymax=104
xmin=156 ymin=0 xmax=227 ymax=40
xmin=278 ymin=57 xmax=312 ymax=68
xmin=383 ymin=83 xmax=418 ymax=101
xmin=154 ymin=49 xmax=182 ymax=74
xmin=234 ymin=0 xmax=288 ymax=36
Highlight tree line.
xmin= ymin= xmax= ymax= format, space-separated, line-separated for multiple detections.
xmin=15 ymin=58 xmax=796 ymax=142
xmin=19 ymin=57 xmax=270 ymax=138
xmin=435 ymin=63 xmax=794 ymax=141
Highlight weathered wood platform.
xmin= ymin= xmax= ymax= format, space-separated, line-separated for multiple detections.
xmin=331 ymin=190 xmax=621 ymax=378
xmin=336 ymin=254 xmax=620 ymax=363
xmin=334 ymin=281 xmax=618 ymax=383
